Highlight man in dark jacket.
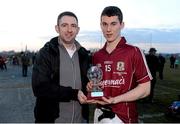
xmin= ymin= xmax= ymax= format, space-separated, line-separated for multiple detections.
xmin=32 ymin=11 xmax=91 ymax=123
xmin=145 ymin=48 xmax=159 ymax=103
xmin=21 ymin=52 xmax=30 ymax=77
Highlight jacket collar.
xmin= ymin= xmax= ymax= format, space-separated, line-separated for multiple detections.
xmin=58 ymin=37 xmax=81 ymax=51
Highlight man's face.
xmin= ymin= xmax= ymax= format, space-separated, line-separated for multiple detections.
xmin=55 ymin=15 xmax=79 ymax=44
xmin=100 ymin=16 xmax=124 ymax=43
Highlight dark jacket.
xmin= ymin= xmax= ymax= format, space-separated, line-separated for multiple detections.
xmin=32 ymin=37 xmax=91 ymax=123
xmin=21 ymin=54 xmax=30 ymax=66
xmin=145 ymin=54 xmax=159 ymax=78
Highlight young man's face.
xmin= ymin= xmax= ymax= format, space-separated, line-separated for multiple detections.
xmin=55 ymin=15 xmax=79 ymax=44
xmin=100 ymin=16 xmax=124 ymax=43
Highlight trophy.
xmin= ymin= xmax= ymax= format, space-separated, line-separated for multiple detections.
xmin=87 ymin=66 xmax=103 ymax=98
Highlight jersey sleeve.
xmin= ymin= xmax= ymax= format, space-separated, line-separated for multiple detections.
xmin=133 ymin=47 xmax=152 ymax=84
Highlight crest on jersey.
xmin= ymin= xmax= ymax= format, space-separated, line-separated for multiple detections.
xmin=117 ymin=61 xmax=125 ymax=71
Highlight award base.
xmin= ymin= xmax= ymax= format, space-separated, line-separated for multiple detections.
xmin=91 ymin=92 xmax=103 ymax=97
xmin=87 ymin=92 xmax=104 ymax=100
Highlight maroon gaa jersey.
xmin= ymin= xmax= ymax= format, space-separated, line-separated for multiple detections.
xmin=93 ymin=37 xmax=152 ymax=123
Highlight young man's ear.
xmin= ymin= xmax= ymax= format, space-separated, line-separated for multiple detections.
xmin=120 ymin=22 xmax=125 ymax=29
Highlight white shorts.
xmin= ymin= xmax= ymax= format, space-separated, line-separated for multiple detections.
xmin=94 ymin=108 xmax=124 ymax=124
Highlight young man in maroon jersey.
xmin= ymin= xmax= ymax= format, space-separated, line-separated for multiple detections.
xmin=87 ymin=6 xmax=152 ymax=123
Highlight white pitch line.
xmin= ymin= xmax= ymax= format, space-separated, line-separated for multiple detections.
xmin=139 ymin=113 xmax=165 ymax=119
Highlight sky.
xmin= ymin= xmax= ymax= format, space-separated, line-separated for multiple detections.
xmin=0 ymin=0 xmax=180 ymax=53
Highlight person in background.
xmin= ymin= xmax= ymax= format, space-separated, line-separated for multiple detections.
xmin=32 ymin=53 xmax=36 ymax=65
xmin=158 ymin=54 xmax=166 ymax=80
xmin=145 ymin=48 xmax=159 ymax=103
xmin=0 ymin=55 xmax=4 ymax=70
xmin=21 ymin=52 xmax=30 ymax=77
xmin=32 ymin=11 xmax=91 ymax=123
xmin=170 ymin=54 xmax=176 ymax=68
xmin=2 ymin=56 xmax=7 ymax=70
xmin=0 ymin=55 xmax=7 ymax=70
xmin=174 ymin=58 xmax=179 ymax=69
xmin=86 ymin=6 xmax=151 ymax=123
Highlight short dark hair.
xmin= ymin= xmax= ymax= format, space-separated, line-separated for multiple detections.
xmin=101 ymin=6 xmax=123 ymax=23
xmin=57 ymin=11 xmax=78 ymax=25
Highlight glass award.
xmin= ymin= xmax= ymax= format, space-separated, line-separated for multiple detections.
xmin=87 ymin=66 xmax=103 ymax=98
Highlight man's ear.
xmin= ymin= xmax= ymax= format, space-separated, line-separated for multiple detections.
xmin=76 ymin=27 xmax=80 ymax=34
xmin=55 ymin=25 xmax=59 ymax=33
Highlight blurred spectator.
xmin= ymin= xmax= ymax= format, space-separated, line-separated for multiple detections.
xmin=0 ymin=56 xmax=3 ymax=70
xmin=21 ymin=52 xmax=30 ymax=77
xmin=0 ymin=56 xmax=7 ymax=70
xmin=145 ymin=48 xmax=159 ymax=103
xmin=12 ymin=56 xmax=19 ymax=65
xmin=170 ymin=54 xmax=176 ymax=68
xmin=32 ymin=53 xmax=36 ymax=65
xmin=158 ymin=54 xmax=166 ymax=80
xmin=175 ymin=59 xmax=179 ymax=69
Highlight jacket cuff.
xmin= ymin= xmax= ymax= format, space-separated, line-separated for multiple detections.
xmin=71 ymin=89 xmax=79 ymax=100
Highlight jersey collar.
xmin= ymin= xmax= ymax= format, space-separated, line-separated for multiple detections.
xmin=102 ymin=36 xmax=127 ymax=51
